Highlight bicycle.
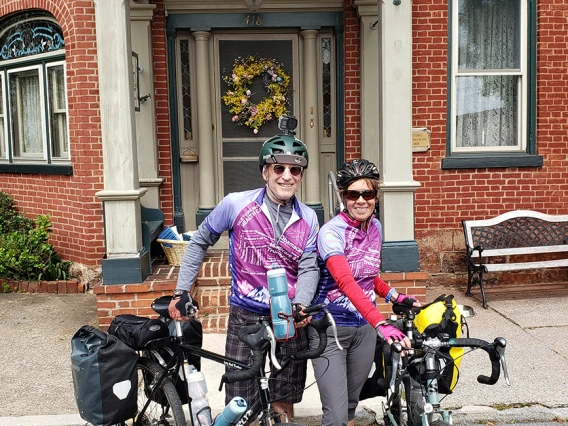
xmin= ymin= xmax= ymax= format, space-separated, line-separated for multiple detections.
xmin=381 ymin=303 xmax=511 ymax=426
xmin=131 ymin=296 xmax=340 ymax=426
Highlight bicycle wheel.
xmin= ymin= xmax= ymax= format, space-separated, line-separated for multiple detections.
xmin=133 ymin=357 xmax=186 ymax=426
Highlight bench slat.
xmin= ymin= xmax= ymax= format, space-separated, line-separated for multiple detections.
xmin=475 ymin=258 xmax=568 ymax=272
xmin=473 ymin=245 xmax=568 ymax=257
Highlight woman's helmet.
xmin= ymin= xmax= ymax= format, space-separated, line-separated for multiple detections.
xmin=336 ymin=159 xmax=380 ymax=190
xmin=258 ymin=135 xmax=309 ymax=171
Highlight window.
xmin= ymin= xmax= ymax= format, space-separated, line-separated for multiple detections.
xmin=443 ymin=0 xmax=540 ymax=169
xmin=0 ymin=11 xmax=69 ymax=170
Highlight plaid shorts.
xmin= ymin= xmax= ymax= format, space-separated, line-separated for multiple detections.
xmin=224 ymin=305 xmax=308 ymax=406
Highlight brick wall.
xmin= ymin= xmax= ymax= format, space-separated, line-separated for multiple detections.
xmin=411 ymin=0 xmax=568 ymax=284
xmin=343 ymin=0 xmax=361 ymax=161
xmin=151 ymin=0 xmax=175 ymax=224
xmin=0 ymin=0 xmax=105 ymax=266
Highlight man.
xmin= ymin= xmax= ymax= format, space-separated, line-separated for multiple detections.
xmin=168 ymin=133 xmax=320 ymax=421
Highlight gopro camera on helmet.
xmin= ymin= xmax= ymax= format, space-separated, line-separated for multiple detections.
xmin=278 ymin=115 xmax=298 ymax=135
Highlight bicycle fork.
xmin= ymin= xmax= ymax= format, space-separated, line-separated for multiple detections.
xmin=418 ymin=353 xmax=452 ymax=426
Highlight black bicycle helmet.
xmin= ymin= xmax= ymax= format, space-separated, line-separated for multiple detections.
xmin=259 ymin=134 xmax=309 ymax=171
xmin=336 ymin=159 xmax=380 ymax=190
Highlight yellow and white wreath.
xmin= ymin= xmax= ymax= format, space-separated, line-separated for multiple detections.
xmin=222 ymin=56 xmax=291 ymax=134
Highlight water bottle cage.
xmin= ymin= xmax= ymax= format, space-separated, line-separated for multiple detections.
xmin=272 ymin=311 xmax=297 ymax=342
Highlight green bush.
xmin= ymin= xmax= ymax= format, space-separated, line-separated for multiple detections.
xmin=0 ymin=193 xmax=72 ymax=281
xmin=0 ymin=191 xmax=33 ymax=234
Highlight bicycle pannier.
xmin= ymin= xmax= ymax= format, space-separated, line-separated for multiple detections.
xmin=108 ymin=314 xmax=169 ymax=350
xmin=412 ymin=294 xmax=465 ymax=394
xmin=71 ymin=325 xmax=138 ymax=426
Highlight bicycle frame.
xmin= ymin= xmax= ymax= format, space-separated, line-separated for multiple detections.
xmin=140 ymin=320 xmax=282 ymax=426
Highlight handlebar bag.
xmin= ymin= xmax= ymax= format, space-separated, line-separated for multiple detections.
xmin=108 ymin=314 xmax=169 ymax=350
xmin=412 ymin=294 xmax=465 ymax=394
xmin=71 ymin=325 xmax=138 ymax=426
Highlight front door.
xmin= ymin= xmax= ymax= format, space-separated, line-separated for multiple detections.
xmin=214 ymin=34 xmax=300 ymax=196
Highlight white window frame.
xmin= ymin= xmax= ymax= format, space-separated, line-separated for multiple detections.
xmin=8 ymin=64 xmax=48 ymax=160
xmin=46 ymin=61 xmax=69 ymax=160
xmin=450 ymin=0 xmax=528 ymax=154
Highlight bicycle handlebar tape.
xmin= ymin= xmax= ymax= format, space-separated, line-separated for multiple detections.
xmin=222 ymin=349 xmax=264 ymax=384
xmin=294 ymin=315 xmax=328 ymax=361
xmin=451 ymin=338 xmax=501 ymax=385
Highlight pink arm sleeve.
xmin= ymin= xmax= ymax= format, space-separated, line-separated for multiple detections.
xmin=326 ymin=254 xmax=385 ymax=327
xmin=374 ymin=276 xmax=392 ymax=298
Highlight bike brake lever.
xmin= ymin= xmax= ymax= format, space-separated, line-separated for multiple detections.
xmin=494 ymin=337 xmax=511 ymax=386
xmin=390 ymin=342 xmax=402 ymax=392
xmin=265 ymin=325 xmax=282 ymax=370
xmin=327 ymin=311 xmax=344 ymax=351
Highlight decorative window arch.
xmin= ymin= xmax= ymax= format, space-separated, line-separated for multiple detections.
xmin=0 ymin=10 xmax=69 ymax=172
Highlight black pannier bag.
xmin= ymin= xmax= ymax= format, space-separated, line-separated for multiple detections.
xmin=108 ymin=314 xmax=169 ymax=350
xmin=359 ymin=338 xmax=392 ymax=400
xmin=71 ymin=325 xmax=138 ymax=426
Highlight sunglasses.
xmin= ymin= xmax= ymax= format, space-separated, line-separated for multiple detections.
xmin=272 ymin=164 xmax=304 ymax=177
xmin=344 ymin=190 xmax=377 ymax=201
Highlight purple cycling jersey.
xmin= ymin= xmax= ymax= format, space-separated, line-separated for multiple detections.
xmin=313 ymin=212 xmax=383 ymax=327
xmin=204 ymin=188 xmax=318 ymax=315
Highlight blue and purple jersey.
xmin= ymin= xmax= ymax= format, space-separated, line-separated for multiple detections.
xmin=204 ymin=188 xmax=318 ymax=315
xmin=313 ymin=212 xmax=383 ymax=326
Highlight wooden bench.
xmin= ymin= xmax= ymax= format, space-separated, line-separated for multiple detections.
xmin=462 ymin=210 xmax=568 ymax=309
xmin=141 ymin=204 xmax=164 ymax=273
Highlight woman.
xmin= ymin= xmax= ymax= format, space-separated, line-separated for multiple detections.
xmin=310 ymin=159 xmax=420 ymax=426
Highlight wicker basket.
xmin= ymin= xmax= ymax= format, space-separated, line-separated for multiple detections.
xmin=157 ymin=238 xmax=189 ymax=266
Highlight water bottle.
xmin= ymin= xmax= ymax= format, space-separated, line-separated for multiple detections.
xmin=212 ymin=397 xmax=247 ymax=426
xmin=187 ymin=370 xmax=213 ymax=426
xmin=267 ymin=265 xmax=295 ymax=340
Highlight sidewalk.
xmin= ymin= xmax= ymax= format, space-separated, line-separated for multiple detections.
xmin=1 ymin=284 xmax=568 ymax=425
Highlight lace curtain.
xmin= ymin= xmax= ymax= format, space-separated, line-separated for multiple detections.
xmin=455 ymin=0 xmax=520 ymax=148
xmin=10 ymin=70 xmax=42 ymax=156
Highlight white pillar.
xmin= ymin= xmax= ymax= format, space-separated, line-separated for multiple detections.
xmin=193 ymin=31 xmax=216 ymax=214
xmin=377 ymin=0 xmax=420 ymax=270
xmin=354 ymin=1 xmax=380 ymax=163
xmin=94 ymin=0 xmax=148 ymax=282
xmin=301 ymin=29 xmax=324 ymax=223
xmin=130 ymin=1 xmax=163 ymax=209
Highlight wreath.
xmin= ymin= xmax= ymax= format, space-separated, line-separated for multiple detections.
xmin=222 ymin=55 xmax=291 ymax=133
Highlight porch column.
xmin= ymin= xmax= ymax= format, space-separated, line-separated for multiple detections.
xmin=353 ymin=1 xmax=380 ymax=163
xmin=94 ymin=0 xmax=149 ymax=283
xmin=193 ymin=31 xmax=216 ymax=224
xmin=130 ymin=1 xmax=163 ymax=209
xmin=300 ymin=29 xmax=324 ymax=224
xmin=377 ymin=0 xmax=421 ymax=271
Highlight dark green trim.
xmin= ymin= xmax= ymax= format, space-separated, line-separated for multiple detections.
xmin=101 ymin=251 xmax=150 ymax=284
xmin=444 ymin=0 xmax=537 ymax=169
xmin=196 ymin=208 xmax=214 ymax=226
xmin=0 ymin=163 xmax=72 ymax=174
xmin=167 ymin=28 xmax=185 ymax=233
xmin=335 ymin=28 xmax=345 ymax=169
xmin=441 ymin=154 xmax=543 ymax=169
xmin=306 ymin=203 xmax=325 ymax=227
xmin=0 ymin=53 xmax=65 ymax=71
xmin=167 ymin=12 xmax=343 ymax=32
xmin=381 ymin=241 xmax=420 ymax=272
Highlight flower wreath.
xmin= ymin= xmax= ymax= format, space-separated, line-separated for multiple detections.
xmin=222 ymin=56 xmax=291 ymax=134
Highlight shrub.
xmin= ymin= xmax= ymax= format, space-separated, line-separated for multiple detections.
xmin=0 ymin=191 xmax=33 ymax=234
xmin=0 ymin=193 xmax=72 ymax=281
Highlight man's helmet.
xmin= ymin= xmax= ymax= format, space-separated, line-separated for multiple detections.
xmin=258 ymin=135 xmax=309 ymax=171
xmin=336 ymin=159 xmax=380 ymax=190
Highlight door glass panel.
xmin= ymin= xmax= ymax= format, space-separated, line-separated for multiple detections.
xmin=219 ymin=38 xmax=295 ymax=196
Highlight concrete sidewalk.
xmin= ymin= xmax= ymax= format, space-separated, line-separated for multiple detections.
xmin=1 ymin=284 xmax=568 ymax=425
